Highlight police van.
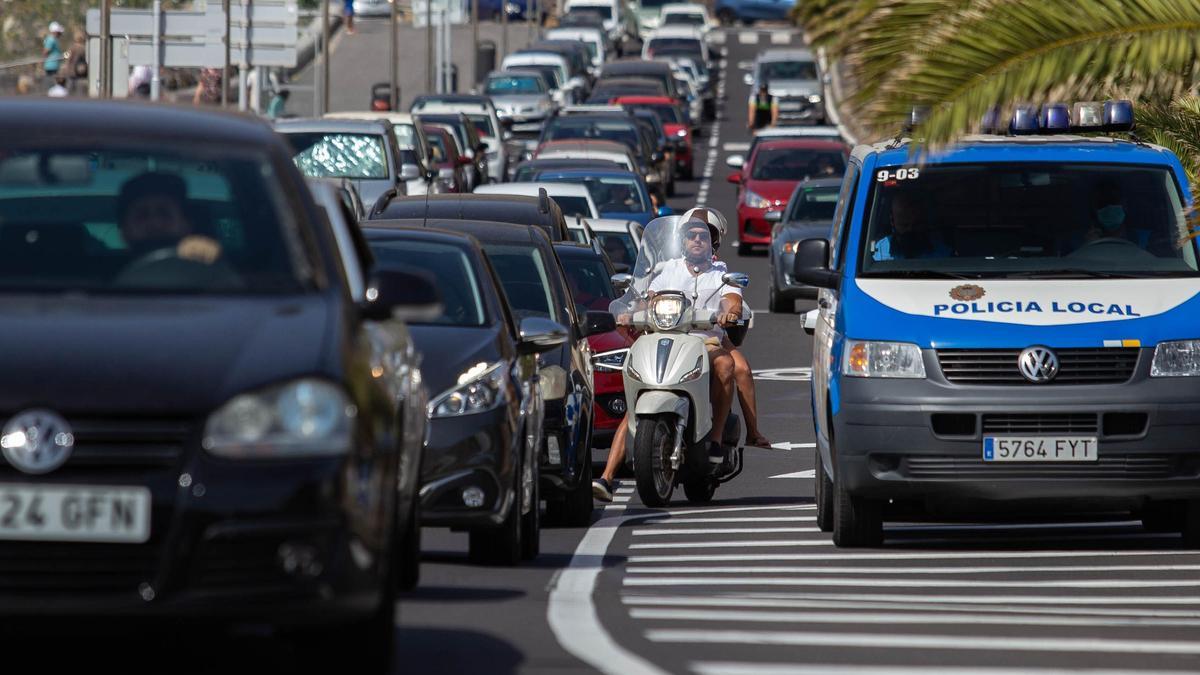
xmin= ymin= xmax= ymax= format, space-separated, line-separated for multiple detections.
xmin=796 ymin=101 xmax=1200 ymax=547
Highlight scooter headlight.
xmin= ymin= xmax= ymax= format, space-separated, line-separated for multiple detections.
xmin=650 ymin=294 xmax=687 ymax=330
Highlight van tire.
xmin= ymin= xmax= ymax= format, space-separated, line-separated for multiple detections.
xmin=1182 ymin=501 xmax=1200 ymax=548
xmin=832 ymin=470 xmax=882 ymax=547
xmin=815 ymin=451 xmax=833 ymax=532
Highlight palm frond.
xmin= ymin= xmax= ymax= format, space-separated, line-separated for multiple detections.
xmin=1137 ymin=95 xmax=1200 ymax=189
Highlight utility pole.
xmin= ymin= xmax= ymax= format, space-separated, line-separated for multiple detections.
xmin=99 ymin=0 xmax=112 ymax=98
xmin=426 ymin=0 xmax=434 ymax=92
xmin=471 ymin=0 xmax=479 ymax=89
xmin=150 ymin=0 xmax=162 ymax=100
xmin=222 ymin=0 xmax=231 ymax=107
xmin=501 ymin=0 xmax=508 ymax=61
xmin=321 ymin=0 xmax=330 ymax=114
xmin=390 ymin=0 xmax=399 ymax=109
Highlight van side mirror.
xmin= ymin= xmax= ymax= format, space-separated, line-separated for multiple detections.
xmin=361 ymin=268 xmax=443 ymax=322
xmin=792 ymin=238 xmax=839 ymax=290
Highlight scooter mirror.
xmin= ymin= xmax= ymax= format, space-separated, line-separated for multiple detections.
xmin=721 ymin=272 xmax=750 ymax=289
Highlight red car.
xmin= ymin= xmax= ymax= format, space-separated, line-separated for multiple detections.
xmin=728 ymin=138 xmax=848 ymax=254
xmin=612 ymin=96 xmax=695 ymax=180
xmin=422 ymin=123 xmax=469 ymax=193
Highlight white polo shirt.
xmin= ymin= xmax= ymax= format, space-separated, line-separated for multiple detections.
xmin=649 ymin=257 xmax=741 ymax=341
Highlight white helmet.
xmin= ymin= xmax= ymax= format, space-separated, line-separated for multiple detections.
xmin=681 ymin=207 xmax=728 ymax=250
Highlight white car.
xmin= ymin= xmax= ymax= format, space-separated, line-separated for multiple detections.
xmin=563 ymin=0 xmax=627 ymax=47
xmin=324 ymin=111 xmax=434 ymax=195
xmin=580 ymin=217 xmax=643 ymax=268
xmin=658 ymin=3 xmax=718 ymax=40
xmin=544 ymin=27 xmax=608 ymax=75
xmin=534 ymin=144 xmax=637 ymax=173
xmin=474 ymin=182 xmax=599 ymax=220
xmin=642 ymin=26 xmax=712 ymax=68
xmin=411 ymin=99 xmax=507 ymax=185
xmin=502 ymin=52 xmax=580 ymax=106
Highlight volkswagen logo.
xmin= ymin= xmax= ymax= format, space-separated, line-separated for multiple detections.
xmin=0 ymin=409 xmax=74 ymax=475
xmin=1018 ymin=346 xmax=1060 ymax=383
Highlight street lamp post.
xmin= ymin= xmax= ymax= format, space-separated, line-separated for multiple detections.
xmin=390 ymin=0 xmax=399 ymax=109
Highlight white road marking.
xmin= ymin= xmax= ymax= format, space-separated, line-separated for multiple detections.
xmin=646 ymin=629 xmax=1200 ymax=655
xmin=641 ymin=591 xmax=1200 ymax=606
xmin=769 ymin=470 xmax=815 ymax=479
xmin=709 ymin=31 xmax=726 ymax=45
xmin=641 ymin=516 xmax=817 ymax=524
xmin=738 ymin=31 xmax=758 ymax=44
xmin=625 ymin=563 xmax=1200 ymax=575
xmin=768 ymin=442 xmax=815 ymax=450
xmin=722 ymin=142 xmax=750 ymax=151
xmin=629 ymin=607 xmax=1200 ymax=629
xmin=628 ymin=549 xmax=1195 ymax=563
xmin=770 ymin=31 xmax=791 ymax=45
xmin=623 ymin=576 xmax=1200 ymax=589
xmin=632 ymin=527 xmax=820 ymax=536
xmin=613 ymin=495 xmax=632 ymax=503
xmin=887 ymin=520 xmax=1141 ymax=532
xmin=752 ymin=366 xmax=812 ymax=382
xmin=631 ymin=540 xmax=834 ymax=550
xmin=693 ymin=663 xmax=1195 ymax=675
xmin=605 ymin=504 xmax=627 ymax=511
xmin=622 ymin=595 xmax=1200 ymax=617
xmin=616 ymin=487 xmax=635 ymax=494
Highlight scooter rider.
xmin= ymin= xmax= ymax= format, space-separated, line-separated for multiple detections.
xmin=648 ymin=213 xmax=743 ymax=464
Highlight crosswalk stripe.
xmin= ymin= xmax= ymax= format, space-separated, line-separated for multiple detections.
xmin=630 ymin=540 xmax=833 ymax=550
xmin=645 ymin=629 xmax=1200 ymax=655
xmin=621 ymin=595 xmax=1200 ymax=618
xmin=644 ymin=591 xmax=1200 ymax=606
xmin=738 ymin=32 xmax=759 ymax=44
xmin=628 ymin=550 xmax=1199 ymax=563
xmin=624 ymin=563 xmax=1200 ymax=575
xmin=633 ymin=528 xmax=820 ymax=536
xmin=692 ymin=663 xmax=1195 ymax=675
xmin=623 ymin=576 xmax=1200 ymax=589
xmin=641 ymin=517 xmax=817 ymax=524
xmin=770 ymin=31 xmax=792 ymax=44
xmin=628 ymin=607 xmax=1200 ymax=628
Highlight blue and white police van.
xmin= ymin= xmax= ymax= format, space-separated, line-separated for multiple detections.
xmin=796 ymin=101 xmax=1200 ymax=547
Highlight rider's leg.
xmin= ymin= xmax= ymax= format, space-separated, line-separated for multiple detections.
xmin=709 ymin=346 xmax=736 ymax=455
xmin=601 ymin=415 xmax=628 ymax=483
xmin=726 ymin=341 xmax=770 ymax=447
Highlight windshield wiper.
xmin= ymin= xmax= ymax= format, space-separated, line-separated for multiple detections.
xmin=999 ymin=269 xmax=1147 ymax=279
xmin=859 ymin=270 xmax=982 ymax=280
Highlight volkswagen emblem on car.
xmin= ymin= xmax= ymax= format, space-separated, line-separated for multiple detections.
xmin=0 ymin=409 xmax=74 ymax=475
xmin=1018 ymin=346 xmax=1060 ymax=383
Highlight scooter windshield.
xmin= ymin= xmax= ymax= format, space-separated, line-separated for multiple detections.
xmin=609 ymin=214 xmax=719 ymax=318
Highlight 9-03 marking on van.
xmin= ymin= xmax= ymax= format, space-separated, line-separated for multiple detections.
xmin=855 ymin=278 xmax=1200 ymax=326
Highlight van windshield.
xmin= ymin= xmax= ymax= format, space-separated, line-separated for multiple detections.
xmin=858 ymin=163 xmax=1198 ymax=278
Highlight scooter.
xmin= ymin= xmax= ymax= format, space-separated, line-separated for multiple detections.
xmin=620 ymin=270 xmax=751 ymax=506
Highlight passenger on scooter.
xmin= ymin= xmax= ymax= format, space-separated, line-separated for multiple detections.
xmin=648 ymin=214 xmax=742 ymax=463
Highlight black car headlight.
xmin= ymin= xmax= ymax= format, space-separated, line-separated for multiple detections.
xmin=428 ymin=361 xmax=507 ymax=418
xmin=203 ymin=378 xmax=355 ymax=458
xmin=592 ymin=348 xmax=629 ymax=372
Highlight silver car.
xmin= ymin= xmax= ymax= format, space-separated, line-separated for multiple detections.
xmin=769 ymin=176 xmax=841 ymax=313
xmin=485 ymin=70 xmax=556 ymax=133
xmin=276 ymin=118 xmax=408 ymax=214
xmin=744 ymin=49 xmax=828 ymax=125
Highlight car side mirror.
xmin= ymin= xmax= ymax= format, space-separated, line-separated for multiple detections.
xmin=721 ymin=272 xmax=750 ymax=289
xmin=463 ymin=148 xmax=475 ymax=159
xmin=793 ymin=238 xmax=839 ymax=290
xmin=725 ymin=154 xmax=744 ymax=169
xmin=399 ymin=164 xmax=421 ymax=181
xmin=611 ymin=272 xmax=633 ymax=292
xmin=801 ymin=309 xmax=817 ymax=335
xmin=517 ymin=316 xmax=569 ymax=354
xmin=726 ymin=172 xmax=742 ymax=184
xmin=583 ymin=310 xmax=617 ymax=336
xmin=742 ymin=73 xmax=754 ymax=86
xmin=361 ymin=268 xmax=443 ymax=322
xmin=656 ymin=205 xmax=673 ymax=217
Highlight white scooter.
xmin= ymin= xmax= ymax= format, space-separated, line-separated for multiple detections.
xmin=611 ymin=216 xmax=752 ymax=507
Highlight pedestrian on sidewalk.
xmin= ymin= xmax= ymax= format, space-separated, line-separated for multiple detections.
xmin=43 ymin=22 xmax=66 ymax=82
xmin=194 ymin=67 xmax=223 ymax=105
xmin=344 ymin=0 xmax=356 ymax=34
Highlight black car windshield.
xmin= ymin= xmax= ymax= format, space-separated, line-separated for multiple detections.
xmin=553 ymin=195 xmax=593 ymax=218
xmin=487 ymin=74 xmax=546 ymax=95
xmin=416 ymin=115 xmax=468 ymax=151
xmin=646 ymin=38 xmax=702 ymax=56
xmin=545 ymin=120 xmax=640 ymax=153
xmin=569 ymin=5 xmax=611 ymax=19
xmin=285 ymin=132 xmax=389 ymax=179
xmin=485 ymin=245 xmax=562 ymax=322
xmin=759 ymin=60 xmax=818 ymax=82
xmin=662 ymin=12 xmax=704 ymax=25
xmin=635 ymin=104 xmax=682 ymax=125
xmin=787 ymin=184 xmax=840 ymax=223
xmin=750 ymin=148 xmax=845 ymax=181
xmin=513 ymin=65 xmax=561 ymax=89
xmin=368 ymin=240 xmax=486 ymax=325
xmin=560 ymin=255 xmax=617 ymax=312
xmin=544 ymin=174 xmax=648 ymax=213
xmin=597 ymin=231 xmax=637 ymax=267
xmin=859 ymin=163 xmax=1198 ymax=278
xmin=0 ymin=147 xmax=306 ymax=293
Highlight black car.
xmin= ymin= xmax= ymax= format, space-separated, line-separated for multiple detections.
xmin=599 ymin=60 xmax=682 ymax=100
xmin=512 ymin=157 xmax=626 ymax=182
xmin=588 ymin=78 xmax=669 ymax=103
xmin=379 ymin=219 xmax=603 ymax=525
xmin=0 ymin=99 xmax=437 ymax=669
xmin=370 ymin=193 xmax=571 ymax=241
xmin=361 ymin=226 xmax=564 ymax=564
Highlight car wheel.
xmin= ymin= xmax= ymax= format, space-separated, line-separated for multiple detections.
xmin=468 ymin=473 xmax=523 ymax=566
xmin=520 ymin=452 xmax=541 ymax=560
xmin=548 ymin=444 xmax=594 ymax=527
xmin=396 ymin=503 xmax=421 ymax=590
xmin=815 ymin=449 xmax=833 ymax=533
xmin=768 ymin=283 xmax=791 ymax=313
xmin=831 ymin=466 xmax=882 ymax=548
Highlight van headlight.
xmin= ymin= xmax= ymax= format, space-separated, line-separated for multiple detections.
xmin=203 ymin=379 xmax=356 ymax=458
xmin=1151 ymin=340 xmax=1200 ymax=377
xmin=429 ymin=362 xmax=507 ymax=417
xmin=843 ymin=340 xmax=926 ymax=379
xmin=650 ymin=294 xmax=687 ymax=330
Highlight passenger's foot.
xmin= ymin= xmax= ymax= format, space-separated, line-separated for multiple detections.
xmin=747 ymin=433 xmax=772 ymax=448
xmin=592 ymin=478 xmax=615 ymax=502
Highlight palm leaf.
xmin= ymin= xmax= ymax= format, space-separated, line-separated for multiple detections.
xmin=1137 ymin=95 xmax=1200 ymax=190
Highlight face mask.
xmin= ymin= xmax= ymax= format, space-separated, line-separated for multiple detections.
xmin=1096 ymin=204 xmax=1125 ymax=231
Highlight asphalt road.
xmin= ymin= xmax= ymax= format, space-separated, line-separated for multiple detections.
xmin=57 ymin=23 xmax=1200 ymax=675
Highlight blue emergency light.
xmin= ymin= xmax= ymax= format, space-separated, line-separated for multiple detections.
xmin=1040 ymin=103 xmax=1071 ymax=131
xmin=1009 ymin=105 xmax=1040 ymax=134
xmin=970 ymin=99 xmax=1135 ymax=136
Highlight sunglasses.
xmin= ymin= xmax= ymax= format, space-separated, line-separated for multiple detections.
xmin=685 ymin=230 xmax=711 ymax=241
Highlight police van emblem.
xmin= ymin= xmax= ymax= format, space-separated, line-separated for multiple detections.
xmin=1018 ymin=346 xmax=1060 ymax=383
xmin=949 ymin=284 xmax=986 ymax=302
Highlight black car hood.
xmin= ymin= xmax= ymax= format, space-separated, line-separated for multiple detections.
xmin=0 ymin=295 xmax=332 ymax=415
xmin=409 ymin=325 xmax=505 ymax=399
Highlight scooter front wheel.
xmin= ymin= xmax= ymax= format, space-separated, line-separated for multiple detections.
xmin=634 ymin=415 xmax=677 ymax=507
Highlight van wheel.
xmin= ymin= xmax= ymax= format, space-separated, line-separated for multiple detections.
xmin=683 ymin=477 xmax=716 ymax=503
xmin=815 ymin=451 xmax=833 ymax=533
xmin=831 ymin=469 xmax=882 ymax=547
xmin=1182 ymin=501 xmax=1200 ymax=548
xmin=1139 ymin=500 xmax=1184 ymax=533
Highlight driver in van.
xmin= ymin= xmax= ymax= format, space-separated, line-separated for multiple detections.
xmin=1085 ymin=178 xmax=1152 ymax=249
xmin=872 ymin=191 xmax=952 ymax=261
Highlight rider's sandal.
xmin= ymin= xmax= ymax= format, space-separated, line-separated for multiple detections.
xmin=747 ymin=434 xmax=773 ymax=448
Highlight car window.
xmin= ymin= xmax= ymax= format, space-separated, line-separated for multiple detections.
xmin=662 ymin=12 xmax=704 ymax=25
xmin=596 ymin=231 xmax=637 ymax=267
xmin=545 ymin=120 xmax=641 ymax=153
xmin=569 ymin=5 xmax=612 ymax=19
xmin=392 ymin=123 xmax=418 ymax=150
xmin=544 ymin=174 xmax=648 ymax=214
xmin=0 ymin=147 xmax=307 ymax=293
xmin=828 ymin=164 xmax=858 ymax=270
xmin=425 ymin=131 xmax=448 ymax=162
xmin=467 ymin=113 xmax=497 ymax=139
xmin=759 ymin=60 xmax=818 ymax=82
xmin=787 ymin=185 xmax=840 ymax=223
xmin=750 ymin=148 xmax=845 ymax=181
xmin=368 ymin=240 xmax=486 ymax=326
xmin=560 ymin=254 xmax=615 ymax=312
xmin=287 ymin=132 xmax=389 ymax=179
xmin=484 ymin=244 xmax=562 ymax=322
xmin=487 ymin=75 xmax=546 ymax=94
xmin=646 ymin=38 xmax=701 ymax=57
xmin=553 ymin=195 xmax=593 ymax=218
